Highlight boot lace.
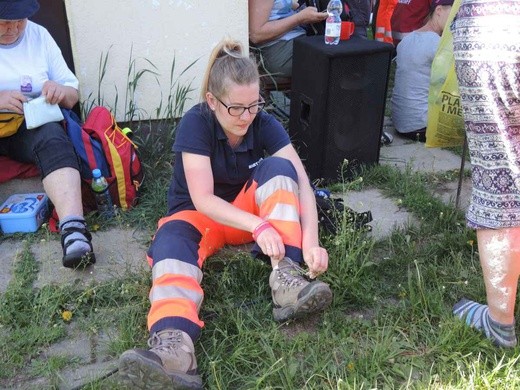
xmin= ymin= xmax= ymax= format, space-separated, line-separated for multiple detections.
xmin=148 ymin=329 xmax=183 ymax=353
xmin=276 ymin=260 xmax=307 ymax=288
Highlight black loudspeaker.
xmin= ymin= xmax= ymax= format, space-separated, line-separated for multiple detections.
xmin=289 ymin=35 xmax=393 ymax=182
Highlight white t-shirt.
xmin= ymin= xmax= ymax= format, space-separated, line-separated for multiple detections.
xmin=391 ymin=30 xmax=440 ymax=134
xmin=0 ymin=21 xmax=78 ymax=98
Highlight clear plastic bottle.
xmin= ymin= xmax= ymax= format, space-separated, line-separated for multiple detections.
xmin=91 ymin=168 xmax=115 ymax=218
xmin=324 ymin=0 xmax=343 ymax=45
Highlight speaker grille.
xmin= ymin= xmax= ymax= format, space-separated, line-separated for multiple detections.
xmin=289 ymin=36 xmax=393 ymax=182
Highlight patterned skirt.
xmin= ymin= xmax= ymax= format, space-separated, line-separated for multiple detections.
xmin=452 ymin=0 xmax=520 ymax=229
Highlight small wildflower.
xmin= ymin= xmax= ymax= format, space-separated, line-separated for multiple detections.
xmin=347 ymin=362 xmax=355 ymax=372
xmin=467 ymin=240 xmax=474 ymax=246
xmin=464 ymin=280 xmax=468 ymax=285
xmin=396 ymin=199 xmax=403 ymax=206
xmin=91 ymin=224 xmax=100 ymax=232
xmin=62 ymin=310 xmax=73 ymax=322
xmin=439 ymin=212 xmax=444 ymax=219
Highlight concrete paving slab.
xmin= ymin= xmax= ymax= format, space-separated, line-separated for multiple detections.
xmin=434 ymin=177 xmax=472 ymax=212
xmin=9 ymin=325 xmax=119 ymax=390
xmin=35 ymin=227 xmax=150 ymax=289
xmin=0 ymin=240 xmax=25 ymax=293
xmin=44 ymin=327 xmax=119 ymax=390
xmin=341 ymin=188 xmax=418 ymax=242
xmin=379 ymin=125 xmax=469 ymax=174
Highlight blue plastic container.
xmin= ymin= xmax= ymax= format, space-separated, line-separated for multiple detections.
xmin=0 ymin=193 xmax=49 ymax=233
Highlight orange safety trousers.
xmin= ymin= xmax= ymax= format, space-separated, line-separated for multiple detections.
xmin=375 ymin=0 xmax=398 ymax=44
xmin=146 ymin=157 xmax=303 ymax=342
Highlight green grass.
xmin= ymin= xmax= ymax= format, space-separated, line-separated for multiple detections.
xmin=3 ymin=156 xmax=520 ymax=388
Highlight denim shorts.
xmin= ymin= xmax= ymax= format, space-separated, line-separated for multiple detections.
xmin=0 ymin=120 xmax=80 ymax=179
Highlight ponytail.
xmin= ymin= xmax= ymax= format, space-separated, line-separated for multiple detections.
xmin=200 ymin=38 xmax=259 ymax=101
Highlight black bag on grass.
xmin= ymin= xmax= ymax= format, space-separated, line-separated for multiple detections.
xmin=314 ymin=188 xmax=373 ymax=235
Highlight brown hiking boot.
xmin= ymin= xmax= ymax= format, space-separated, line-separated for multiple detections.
xmin=119 ymin=329 xmax=202 ymax=389
xmin=269 ymin=258 xmax=332 ymax=322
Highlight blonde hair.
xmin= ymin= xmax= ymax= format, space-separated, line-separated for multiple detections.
xmin=200 ymin=38 xmax=259 ymax=101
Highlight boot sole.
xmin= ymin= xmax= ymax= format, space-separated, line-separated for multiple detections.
xmin=273 ymin=282 xmax=332 ymax=322
xmin=119 ymin=350 xmax=202 ymax=390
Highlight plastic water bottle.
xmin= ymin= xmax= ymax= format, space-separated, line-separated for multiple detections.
xmin=91 ymin=169 xmax=115 ymax=218
xmin=324 ymin=0 xmax=342 ymax=45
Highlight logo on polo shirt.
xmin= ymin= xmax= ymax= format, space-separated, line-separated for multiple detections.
xmin=249 ymin=158 xmax=264 ymax=169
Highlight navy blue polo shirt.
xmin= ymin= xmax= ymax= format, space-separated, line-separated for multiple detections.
xmin=167 ymin=103 xmax=290 ymax=214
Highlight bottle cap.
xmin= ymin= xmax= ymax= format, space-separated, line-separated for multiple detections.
xmin=92 ymin=168 xmax=101 ymax=178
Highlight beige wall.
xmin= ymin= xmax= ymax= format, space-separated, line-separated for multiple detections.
xmin=65 ymin=0 xmax=248 ymax=121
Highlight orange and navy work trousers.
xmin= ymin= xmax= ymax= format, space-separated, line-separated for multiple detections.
xmin=375 ymin=0 xmax=398 ymax=44
xmin=146 ymin=157 xmax=303 ymax=342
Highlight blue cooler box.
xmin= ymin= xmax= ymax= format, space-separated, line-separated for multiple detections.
xmin=0 ymin=193 xmax=49 ymax=233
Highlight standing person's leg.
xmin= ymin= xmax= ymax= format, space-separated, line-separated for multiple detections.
xmin=451 ymin=0 xmax=520 ymax=347
xmin=2 ymin=121 xmax=94 ymax=268
xmin=454 ymin=228 xmax=520 ymax=347
xmin=231 ymin=157 xmax=333 ymax=322
xmin=119 ymin=210 xmax=224 ymax=389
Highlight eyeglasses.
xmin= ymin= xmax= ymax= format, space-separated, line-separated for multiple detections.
xmin=216 ymin=97 xmax=265 ymax=117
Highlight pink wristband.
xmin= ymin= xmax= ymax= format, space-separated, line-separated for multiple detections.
xmin=252 ymin=221 xmax=272 ymax=241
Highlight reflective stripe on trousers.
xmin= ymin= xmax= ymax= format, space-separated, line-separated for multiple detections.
xmin=375 ymin=0 xmax=398 ymax=44
xmin=146 ymin=157 xmax=302 ymax=341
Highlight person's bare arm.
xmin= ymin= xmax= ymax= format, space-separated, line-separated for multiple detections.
xmin=248 ymin=0 xmax=327 ymax=45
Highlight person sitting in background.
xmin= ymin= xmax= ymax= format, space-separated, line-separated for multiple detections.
xmin=248 ymin=0 xmax=327 ymax=78
xmin=118 ymin=37 xmax=333 ymax=389
xmin=391 ymin=0 xmax=433 ymax=46
xmin=0 ymin=0 xmax=95 ymax=268
xmin=390 ymin=0 xmax=453 ymax=142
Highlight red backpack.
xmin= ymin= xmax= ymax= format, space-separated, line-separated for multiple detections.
xmin=65 ymin=106 xmax=144 ymax=212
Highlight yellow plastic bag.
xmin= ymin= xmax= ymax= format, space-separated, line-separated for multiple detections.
xmin=425 ymin=0 xmax=465 ymax=148
xmin=0 ymin=113 xmax=24 ymax=138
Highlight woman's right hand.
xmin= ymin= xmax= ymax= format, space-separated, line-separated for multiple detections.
xmin=0 ymin=90 xmax=26 ymax=114
xmin=297 ymin=6 xmax=328 ymax=24
xmin=256 ymin=225 xmax=285 ymax=261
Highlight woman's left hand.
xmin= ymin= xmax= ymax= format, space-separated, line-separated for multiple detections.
xmin=303 ymin=246 xmax=328 ymax=279
xmin=42 ymin=80 xmax=67 ymax=105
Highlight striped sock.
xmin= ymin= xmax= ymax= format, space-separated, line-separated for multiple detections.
xmin=453 ymin=298 xmax=517 ymax=348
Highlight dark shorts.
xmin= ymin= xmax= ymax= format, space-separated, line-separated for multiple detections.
xmin=0 ymin=120 xmax=80 ymax=179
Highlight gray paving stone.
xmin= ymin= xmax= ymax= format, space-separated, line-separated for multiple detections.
xmin=341 ymin=188 xmax=418 ymax=242
xmin=379 ymin=125 xmax=469 ymax=174
xmin=34 ymin=227 xmax=150 ymax=289
xmin=0 ymin=240 xmax=25 ymax=294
